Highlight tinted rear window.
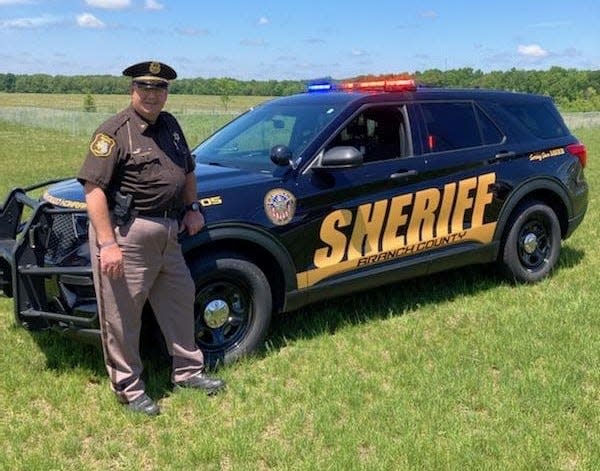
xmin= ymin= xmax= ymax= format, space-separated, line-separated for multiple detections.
xmin=421 ymin=102 xmax=481 ymax=151
xmin=503 ymin=102 xmax=567 ymax=139
xmin=419 ymin=102 xmax=503 ymax=152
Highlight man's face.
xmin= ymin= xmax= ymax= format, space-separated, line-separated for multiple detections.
xmin=131 ymin=83 xmax=168 ymax=122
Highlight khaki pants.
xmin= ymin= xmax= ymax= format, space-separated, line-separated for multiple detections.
xmin=90 ymin=216 xmax=204 ymax=403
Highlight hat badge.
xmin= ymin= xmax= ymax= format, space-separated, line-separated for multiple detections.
xmin=149 ymin=62 xmax=161 ymax=75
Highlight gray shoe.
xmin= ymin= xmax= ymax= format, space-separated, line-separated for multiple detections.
xmin=126 ymin=393 xmax=160 ymax=416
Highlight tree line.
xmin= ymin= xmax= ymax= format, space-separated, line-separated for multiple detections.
xmin=1 ymin=67 xmax=599 ymax=111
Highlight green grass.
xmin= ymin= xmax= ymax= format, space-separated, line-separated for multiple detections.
xmin=0 ymin=92 xmax=267 ymax=114
xmin=0 ymin=102 xmax=598 ymax=469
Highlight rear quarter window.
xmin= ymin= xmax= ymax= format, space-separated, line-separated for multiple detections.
xmin=503 ymin=101 xmax=567 ymax=139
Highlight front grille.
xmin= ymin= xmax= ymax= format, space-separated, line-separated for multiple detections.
xmin=44 ymin=213 xmax=88 ymax=265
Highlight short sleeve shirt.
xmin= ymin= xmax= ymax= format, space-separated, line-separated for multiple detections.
xmin=77 ymin=106 xmax=195 ymax=213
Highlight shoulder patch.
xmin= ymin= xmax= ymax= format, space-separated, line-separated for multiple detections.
xmin=90 ymin=133 xmax=116 ymax=158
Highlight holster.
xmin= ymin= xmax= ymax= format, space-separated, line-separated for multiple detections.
xmin=112 ymin=191 xmax=136 ymax=227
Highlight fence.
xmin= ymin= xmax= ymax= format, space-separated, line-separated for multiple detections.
xmin=0 ymin=106 xmax=598 ymax=142
xmin=562 ymin=112 xmax=600 ymax=130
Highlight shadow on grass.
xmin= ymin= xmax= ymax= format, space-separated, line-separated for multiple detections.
xmin=25 ymin=246 xmax=584 ymax=399
xmin=28 ymin=315 xmax=173 ymax=400
xmin=266 ymin=246 xmax=584 ymax=354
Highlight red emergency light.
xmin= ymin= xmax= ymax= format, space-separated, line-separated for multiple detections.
xmin=339 ymin=78 xmax=417 ymax=92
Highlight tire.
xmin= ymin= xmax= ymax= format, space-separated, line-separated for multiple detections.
xmin=189 ymin=252 xmax=272 ymax=368
xmin=499 ymin=201 xmax=561 ymax=283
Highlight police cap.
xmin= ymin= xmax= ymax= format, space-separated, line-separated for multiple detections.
xmin=122 ymin=61 xmax=177 ymax=89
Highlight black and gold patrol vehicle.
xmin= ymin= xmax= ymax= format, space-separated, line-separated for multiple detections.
xmin=0 ymin=79 xmax=589 ymax=365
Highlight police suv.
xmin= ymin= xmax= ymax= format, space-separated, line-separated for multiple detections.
xmin=0 ymin=79 xmax=589 ymax=365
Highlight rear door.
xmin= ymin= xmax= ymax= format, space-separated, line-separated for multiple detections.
xmin=409 ymin=100 xmax=509 ymax=261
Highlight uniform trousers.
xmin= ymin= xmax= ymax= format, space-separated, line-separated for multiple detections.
xmin=89 ymin=215 xmax=204 ymax=403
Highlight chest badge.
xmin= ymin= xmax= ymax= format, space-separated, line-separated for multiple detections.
xmin=90 ymin=133 xmax=116 ymax=158
xmin=264 ymin=189 xmax=296 ymax=226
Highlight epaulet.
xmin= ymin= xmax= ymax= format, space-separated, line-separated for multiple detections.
xmin=95 ymin=109 xmax=131 ymax=136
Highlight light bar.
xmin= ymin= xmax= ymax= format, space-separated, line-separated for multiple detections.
xmin=339 ymin=78 xmax=417 ymax=92
xmin=305 ymin=77 xmax=418 ymax=93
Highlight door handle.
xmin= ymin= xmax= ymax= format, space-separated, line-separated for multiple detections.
xmin=491 ymin=151 xmax=516 ymax=162
xmin=390 ymin=169 xmax=418 ymax=181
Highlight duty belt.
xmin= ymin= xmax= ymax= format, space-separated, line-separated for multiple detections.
xmin=137 ymin=208 xmax=181 ymax=219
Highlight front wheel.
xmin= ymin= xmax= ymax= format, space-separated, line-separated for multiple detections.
xmin=189 ymin=252 xmax=272 ymax=367
xmin=499 ymin=201 xmax=561 ymax=283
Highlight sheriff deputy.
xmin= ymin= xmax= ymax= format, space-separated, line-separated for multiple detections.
xmin=78 ymin=60 xmax=225 ymax=416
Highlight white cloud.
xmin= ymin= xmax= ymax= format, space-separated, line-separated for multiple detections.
xmin=517 ymin=44 xmax=549 ymax=58
xmin=351 ymin=49 xmax=368 ymax=57
xmin=258 ymin=16 xmax=269 ymax=25
xmin=76 ymin=12 xmax=105 ymax=29
xmin=85 ymin=0 xmax=130 ymax=9
xmin=0 ymin=14 xmax=58 ymax=29
xmin=144 ymin=0 xmax=163 ymax=10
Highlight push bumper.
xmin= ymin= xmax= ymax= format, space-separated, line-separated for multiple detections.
xmin=0 ymin=181 xmax=99 ymax=339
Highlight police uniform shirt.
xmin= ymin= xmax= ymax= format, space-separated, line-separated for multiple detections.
xmin=78 ymin=105 xmax=195 ymax=213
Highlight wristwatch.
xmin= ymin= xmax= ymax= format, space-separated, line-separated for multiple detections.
xmin=185 ymin=201 xmax=201 ymax=212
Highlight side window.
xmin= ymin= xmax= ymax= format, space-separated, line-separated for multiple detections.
xmin=420 ymin=102 xmax=482 ymax=152
xmin=476 ymin=106 xmax=504 ymax=145
xmin=327 ymin=106 xmax=408 ymax=162
xmin=503 ymin=102 xmax=567 ymax=139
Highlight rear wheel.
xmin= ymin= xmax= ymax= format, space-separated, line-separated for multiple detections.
xmin=189 ymin=252 xmax=272 ymax=367
xmin=499 ymin=201 xmax=561 ymax=283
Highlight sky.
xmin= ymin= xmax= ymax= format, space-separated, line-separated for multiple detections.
xmin=0 ymin=0 xmax=598 ymax=81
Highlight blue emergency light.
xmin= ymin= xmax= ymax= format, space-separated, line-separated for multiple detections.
xmin=306 ymin=78 xmax=337 ymax=93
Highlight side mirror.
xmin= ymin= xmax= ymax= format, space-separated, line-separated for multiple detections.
xmin=320 ymin=146 xmax=363 ymax=168
xmin=270 ymin=145 xmax=293 ymax=166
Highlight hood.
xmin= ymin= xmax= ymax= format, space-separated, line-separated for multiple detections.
xmin=43 ymin=164 xmax=276 ymax=208
xmin=43 ymin=179 xmax=87 ymax=208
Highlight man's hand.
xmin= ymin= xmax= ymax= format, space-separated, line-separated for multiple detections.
xmin=99 ymin=243 xmax=124 ymax=278
xmin=180 ymin=210 xmax=205 ymax=236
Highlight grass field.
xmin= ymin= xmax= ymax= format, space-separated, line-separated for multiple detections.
xmin=0 ymin=96 xmax=598 ymax=470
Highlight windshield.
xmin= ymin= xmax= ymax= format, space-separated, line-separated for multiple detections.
xmin=193 ymin=101 xmax=344 ymax=173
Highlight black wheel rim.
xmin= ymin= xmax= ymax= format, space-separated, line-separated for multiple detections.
xmin=517 ymin=216 xmax=552 ymax=270
xmin=194 ymin=278 xmax=253 ymax=354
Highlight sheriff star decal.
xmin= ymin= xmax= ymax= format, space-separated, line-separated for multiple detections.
xmin=90 ymin=133 xmax=116 ymax=158
xmin=264 ymin=189 xmax=296 ymax=226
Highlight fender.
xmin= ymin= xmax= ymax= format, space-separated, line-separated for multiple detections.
xmin=180 ymin=222 xmax=298 ymax=292
xmin=493 ymin=176 xmax=572 ymax=244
